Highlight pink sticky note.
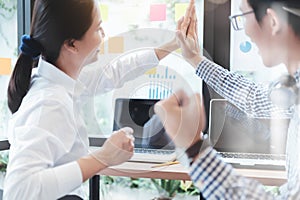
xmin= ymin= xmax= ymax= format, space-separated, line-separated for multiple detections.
xmin=150 ymin=4 xmax=167 ymax=21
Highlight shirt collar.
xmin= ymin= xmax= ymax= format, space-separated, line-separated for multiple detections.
xmin=37 ymin=58 xmax=86 ymax=96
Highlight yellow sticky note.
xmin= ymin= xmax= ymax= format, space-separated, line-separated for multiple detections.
xmin=108 ymin=37 xmax=124 ymax=54
xmin=145 ymin=67 xmax=157 ymax=75
xmin=175 ymin=48 xmax=182 ymax=54
xmin=100 ymin=4 xmax=109 ymax=22
xmin=99 ymin=42 xmax=105 ymax=55
xmin=0 ymin=58 xmax=12 ymax=75
xmin=175 ymin=3 xmax=189 ymax=21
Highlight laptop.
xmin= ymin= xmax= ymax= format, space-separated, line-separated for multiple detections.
xmin=113 ymin=98 xmax=176 ymax=163
xmin=209 ymin=99 xmax=288 ymax=170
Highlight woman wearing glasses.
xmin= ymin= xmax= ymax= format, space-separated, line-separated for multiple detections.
xmin=155 ymin=0 xmax=300 ymax=199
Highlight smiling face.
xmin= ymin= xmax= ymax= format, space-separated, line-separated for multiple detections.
xmin=76 ymin=4 xmax=105 ymax=66
xmin=240 ymin=0 xmax=286 ymax=67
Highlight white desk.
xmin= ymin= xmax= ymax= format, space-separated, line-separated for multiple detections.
xmin=100 ymin=161 xmax=287 ymax=186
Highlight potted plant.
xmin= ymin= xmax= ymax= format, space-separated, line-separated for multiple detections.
xmin=0 ymin=151 xmax=8 ymax=200
xmin=150 ymin=179 xmax=181 ymax=200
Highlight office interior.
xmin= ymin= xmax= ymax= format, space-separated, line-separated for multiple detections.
xmin=0 ymin=0 xmax=289 ymax=199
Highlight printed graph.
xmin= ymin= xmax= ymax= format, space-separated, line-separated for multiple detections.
xmin=146 ymin=66 xmax=176 ymax=99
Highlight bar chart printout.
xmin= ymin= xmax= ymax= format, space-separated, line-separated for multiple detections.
xmin=146 ymin=66 xmax=176 ymax=99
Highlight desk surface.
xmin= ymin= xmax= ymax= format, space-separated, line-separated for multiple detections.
xmin=100 ymin=161 xmax=287 ymax=186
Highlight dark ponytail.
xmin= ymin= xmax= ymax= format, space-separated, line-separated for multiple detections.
xmin=7 ymin=0 xmax=95 ymax=114
xmin=7 ymin=54 xmax=34 ymax=114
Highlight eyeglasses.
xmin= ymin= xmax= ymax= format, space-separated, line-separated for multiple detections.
xmin=229 ymin=10 xmax=254 ymax=31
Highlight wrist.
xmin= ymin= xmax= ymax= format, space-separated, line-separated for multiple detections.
xmin=186 ymin=134 xmax=211 ymax=165
xmin=185 ymin=139 xmax=203 ymax=164
xmin=155 ymin=39 xmax=179 ymax=61
xmin=77 ymin=155 xmax=108 ymax=182
xmin=187 ymin=55 xmax=203 ymax=69
xmin=166 ymin=38 xmax=180 ymax=52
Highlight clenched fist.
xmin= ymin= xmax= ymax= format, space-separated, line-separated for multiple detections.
xmin=92 ymin=127 xmax=135 ymax=167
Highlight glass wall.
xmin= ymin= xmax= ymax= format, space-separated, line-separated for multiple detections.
xmin=85 ymin=0 xmax=204 ymax=137
xmin=0 ymin=0 xmax=204 ymax=138
xmin=0 ymin=0 xmax=17 ymax=138
xmin=230 ymin=0 xmax=287 ymax=84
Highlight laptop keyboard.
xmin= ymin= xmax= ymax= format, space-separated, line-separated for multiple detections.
xmin=218 ymin=152 xmax=286 ymax=161
xmin=217 ymin=152 xmax=286 ymax=170
xmin=134 ymin=148 xmax=174 ymax=155
xmin=219 ymin=152 xmax=285 ymax=160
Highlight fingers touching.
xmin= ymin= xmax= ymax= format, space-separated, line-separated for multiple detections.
xmin=180 ymin=0 xmax=197 ymax=38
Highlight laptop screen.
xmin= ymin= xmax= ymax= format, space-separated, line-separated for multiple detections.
xmin=113 ymin=98 xmax=175 ymax=150
xmin=209 ymin=99 xmax=288 ymax=154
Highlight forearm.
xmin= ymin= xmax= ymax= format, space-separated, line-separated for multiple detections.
xmin=77 ymin=155 xmax=107 ymax=182
xmin=4 ymin=161 xmax=83 ymax=199
xmin=196 ymin=59 xmax=290 ymax=118
xmin=79 ymin=49 xmax=159 ymax=94
xmin=154 ymin=39 xmax=178 ymax=61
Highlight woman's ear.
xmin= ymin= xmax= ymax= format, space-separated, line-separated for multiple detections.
xmin=63 ymin=39 xmax=78 ymax=54
xmin=266 ymin=8 xmax=283 ymax=36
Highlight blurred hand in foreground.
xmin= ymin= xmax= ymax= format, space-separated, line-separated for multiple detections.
xmin=154 ymin=90 xmax=206 ymax=149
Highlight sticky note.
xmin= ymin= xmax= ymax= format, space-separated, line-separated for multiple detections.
xmin=175 ymin=3 xmax=189 ymax=21
xmin=150 ymin=4 xmax=167 ymax=21
xmin=0 ymin=58 xmax=11 ymax=75
xmin=108 ymin=37 xmax=124 ymax=53
xmin=99 ymin=42 xmax=105 ymax=55
xmin=145 ymin=67 xmax=157 ymax=75
xmin=175 ymin=48 xmax=182 ymax=54
xmin=100 ymin=4 xmax=109 ymax=22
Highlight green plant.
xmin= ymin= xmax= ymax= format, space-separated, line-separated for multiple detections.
xmin=264 ymin=186 xmax=280 ymax=196
xmin=0 ymin=152 xmax=9 ymax=173
xmin=0 ymin=0 xmax=17 ymax=48
xmin=100 ymin=176 xmax=200 ymax=198
xmin=0 ymin=0 xmax=16 ymax=13
xmin=151 ymin=179 xmax=181 ymax=198
xmin=177 ymin=180 xmax=200 ymax=196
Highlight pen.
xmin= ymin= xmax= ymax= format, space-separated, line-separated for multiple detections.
xmin=151 ymin=161 xmax=180 ymax=168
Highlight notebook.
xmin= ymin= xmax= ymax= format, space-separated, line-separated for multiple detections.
xmin=113 ymin=98 xmax=176 ymax=163
xmin=209 ymin=99 xmax=288 ymax=170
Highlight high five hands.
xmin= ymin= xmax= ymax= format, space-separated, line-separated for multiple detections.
xmin=154 ymin=0 xmax=206 ymax=150
xmin=176 ymin=0 xmax=203 ymax=68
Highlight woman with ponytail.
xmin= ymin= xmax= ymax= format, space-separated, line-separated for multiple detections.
xmin=4 ymin=0 xmax=182 ymax=199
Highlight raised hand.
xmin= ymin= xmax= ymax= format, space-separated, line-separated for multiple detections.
xmin=176 ymin=1 xmax=203 ymax=68
xmin=180 ymin=0 xmax=195 ymax=37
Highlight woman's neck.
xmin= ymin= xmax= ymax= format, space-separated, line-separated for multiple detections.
xmin=284 ymin=33 xmax=300 ymax=75
xmin=55 ymin=53 xmax=82 ymax=80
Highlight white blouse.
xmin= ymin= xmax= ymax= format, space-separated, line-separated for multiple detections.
xmin=3 ymin=50 xmax=159 ymax=200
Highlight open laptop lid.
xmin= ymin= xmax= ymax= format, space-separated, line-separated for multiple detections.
xmin=208 ymin=99 xmax=288 ymax=155
xmin=113 ymin=98 xmax=175 ymax=150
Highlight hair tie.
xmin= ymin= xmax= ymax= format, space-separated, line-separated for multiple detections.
xmin=19 ymin=35 xmax=42 ymax=60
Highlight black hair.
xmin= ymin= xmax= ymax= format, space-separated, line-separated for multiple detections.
xmin=247 ymin=0 xmax=300 ymax=37
xmin=7 ymin=0 xmax=95 ymax=113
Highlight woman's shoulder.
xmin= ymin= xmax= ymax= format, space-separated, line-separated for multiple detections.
xmin=16 ymin=86 xmax=73 ymax=120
